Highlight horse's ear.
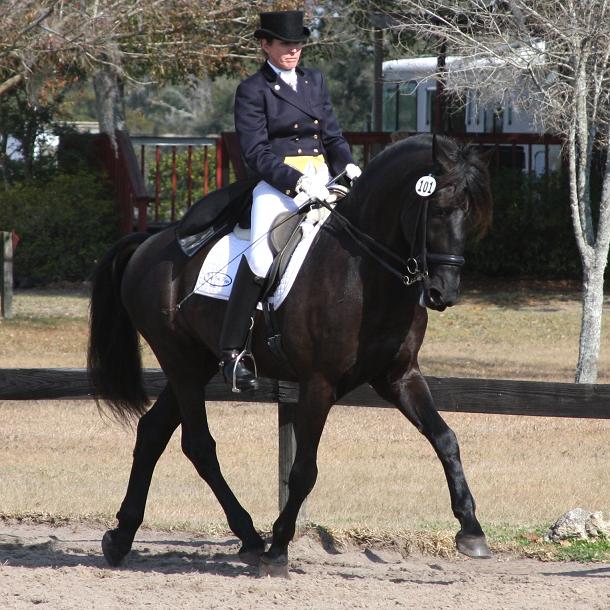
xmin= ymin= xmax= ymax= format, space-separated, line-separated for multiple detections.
xmin=478 ymin=147 xmax=495 ymax=166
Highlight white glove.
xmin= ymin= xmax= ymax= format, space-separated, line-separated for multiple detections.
xmin=295 ymin=175 xmax=330 ymax=205
xmin=345 ymin=163 xmax=362 ymax=181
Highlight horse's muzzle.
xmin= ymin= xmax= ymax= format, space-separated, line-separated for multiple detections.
xmin=421 ymin=252 xmax=465 ymax=310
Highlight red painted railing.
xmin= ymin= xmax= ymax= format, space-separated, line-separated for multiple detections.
xmin=105 ymin=131 xmax=563 ymax=234
xmin=132 ymin=136 xmax=220 ymax=228
xmin=95 ymin=130 xmax=153 ymax=235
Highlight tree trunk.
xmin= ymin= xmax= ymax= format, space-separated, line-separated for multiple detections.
xmin=575 ymin=264 xmax=605 ymax=383
xmin=0 ymin=134 xmax=8 ymax=190
xmin=21 ymin=118 xmax=36 ymax=181
xmin=576 ymin=124 xmax=610 ymax=384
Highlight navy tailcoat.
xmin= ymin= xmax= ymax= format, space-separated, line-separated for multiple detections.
xmin=234 ymin=62 xmax=354 ymax=197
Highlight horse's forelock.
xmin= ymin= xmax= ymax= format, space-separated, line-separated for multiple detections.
xmin=436 ymin=139 xmax=493 ymax=237
xmin=347 ymin=135 xmax=492 ymax=237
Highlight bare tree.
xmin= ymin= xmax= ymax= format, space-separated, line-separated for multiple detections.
xmin=0 ymin=0 xmax=298 ymax=140
xmin=368 ymin=0 xmax=610 ymax=383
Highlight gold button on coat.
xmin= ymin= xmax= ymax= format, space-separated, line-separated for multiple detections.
xmin=293 ymin=123 xmax=299 ymax=128
xmin=314 ymin=119 xmax=319 ymax=124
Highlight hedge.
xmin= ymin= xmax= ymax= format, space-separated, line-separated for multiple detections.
xmin=465 ymin=169 xmax=582 ymax=278
xmin=0 ymin=170 xmax=120 ymax=285
xmin=0 ymin=165 xmax=587 ymax=284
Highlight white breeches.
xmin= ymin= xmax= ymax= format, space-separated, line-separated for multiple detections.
xmin=245 ymin=164 xmax=330 ymax=278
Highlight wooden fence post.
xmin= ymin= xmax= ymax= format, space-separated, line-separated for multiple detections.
xmin=1 ymin=231 xmax=13 ymax=319
xmin=278 ymin=381 xmax=307 ymax=534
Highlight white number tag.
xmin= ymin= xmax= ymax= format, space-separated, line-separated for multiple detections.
xmin=415 ymin=175 xmax=437 ymax=197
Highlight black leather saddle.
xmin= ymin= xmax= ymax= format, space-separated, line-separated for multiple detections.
xmin=175 ymin=177 xmax=258 ymax=257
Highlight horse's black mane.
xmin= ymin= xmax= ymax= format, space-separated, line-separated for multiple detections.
xmin=350 ymin=133 xmax=493 ymax=236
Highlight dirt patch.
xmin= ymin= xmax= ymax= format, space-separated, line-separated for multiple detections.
xmin=1 ymin=519 xmax=609 ymax=610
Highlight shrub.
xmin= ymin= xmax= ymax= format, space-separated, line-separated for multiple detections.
xmin=0 ymin=170 xmax=120 ymax=285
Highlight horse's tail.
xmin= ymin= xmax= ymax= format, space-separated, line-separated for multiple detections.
xmin=87 ymin=232 xmax=150 ymax=423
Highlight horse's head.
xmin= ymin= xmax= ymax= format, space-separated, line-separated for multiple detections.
xmin=416 ymin=137 xmax=492 ymax=310
xmin=339 ymin=134 xmax=492 ymax=311
xmin=390 ymin=135 xmax=492 ymax=311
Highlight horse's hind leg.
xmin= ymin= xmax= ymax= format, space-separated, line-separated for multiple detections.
xmin=102 ymin=384 xmax=180 ymax=566
xmin=372 ymin=369 xmax=491 ymax=559
xmin=166 ymin=360 xmax=265 ymax=562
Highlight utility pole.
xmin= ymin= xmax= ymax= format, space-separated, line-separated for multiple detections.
xmin=434 ymin=40 xmax=447 ymax=133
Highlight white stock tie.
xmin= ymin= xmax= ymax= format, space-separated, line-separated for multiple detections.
xmin=280 ymin=70 xmax=297 ymax=92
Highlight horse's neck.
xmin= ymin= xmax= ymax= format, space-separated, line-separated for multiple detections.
xmin=336 ymin=182 xmax=407 ymax=246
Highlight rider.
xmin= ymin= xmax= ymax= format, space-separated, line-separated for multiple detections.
xmin=219 ymin=9 xmax=362 ymax=391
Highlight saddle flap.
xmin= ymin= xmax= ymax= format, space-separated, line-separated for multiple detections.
xmin=268 ymin=212 xmax=302 ymax=256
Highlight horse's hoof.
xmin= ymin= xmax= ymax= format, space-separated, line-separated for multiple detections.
xmin=258 ymin=553 xmax=289 ymax=578
xmin=102 ymin=529 xmax=129 ymax=567
xmin=239 ymin=540 xmax=266 ymax=566
xmin=455 ymin=532 xmax=492 ymax=558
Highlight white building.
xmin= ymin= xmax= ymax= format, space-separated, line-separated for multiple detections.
xmin=6 ymin=121 xmax=98 ymax=161
xmin=382 ymin=56 xmax=562 ymax=174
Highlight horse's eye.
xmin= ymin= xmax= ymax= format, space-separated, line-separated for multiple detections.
xmin=430 ymin=206 xmax=453 ymax=218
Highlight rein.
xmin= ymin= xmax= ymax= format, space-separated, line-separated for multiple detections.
xmin=320 ymin=200 xmax=426 ymax=286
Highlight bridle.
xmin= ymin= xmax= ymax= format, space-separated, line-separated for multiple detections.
xmin=319 ymin=181 xmax=465 ymax=288
xmin=406 ymin=192 xmax=466 ymax=284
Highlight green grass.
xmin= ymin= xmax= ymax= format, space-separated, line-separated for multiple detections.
xmin=501 ymin=525 xmax=610 ymax=562
xmin=549 ymin=538 xmax=610 ymax=562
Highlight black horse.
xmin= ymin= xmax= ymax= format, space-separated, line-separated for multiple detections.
xmin=88 ymin=134 xmax=493 ymax=576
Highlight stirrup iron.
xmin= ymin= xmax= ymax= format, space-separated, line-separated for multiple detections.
xmin=230 ymin=348 xmax=258 ymax=394
xmin=229 ymin=316 xmax=258 ymax=394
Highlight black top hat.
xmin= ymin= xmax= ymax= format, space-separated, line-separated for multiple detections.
xmin=254 ymin=11 xmax=310 ymax=43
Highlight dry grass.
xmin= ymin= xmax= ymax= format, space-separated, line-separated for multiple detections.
xmin=0 ymin=282 xmax=609 ymax=540
xmin=0 ymin=286 xmax=158 ymax=368
xmin=1 ymin=401 xmax=608 ymax=537
xmin=423 ymin=278 xmax=610 ymax=382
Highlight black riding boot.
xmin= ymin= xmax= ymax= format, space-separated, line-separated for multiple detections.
xmin=219 ymin=257 xmax=265 ymax=392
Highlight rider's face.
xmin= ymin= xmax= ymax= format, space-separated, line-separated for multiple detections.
xmin=262 ymin=39 xmax=303 ymax=70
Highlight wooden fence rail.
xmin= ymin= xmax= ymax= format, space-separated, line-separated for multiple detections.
xmin=1 ymin=368 xmax=610 ymax=419
xmin=2 ymin=368 xmax=610 ymax=522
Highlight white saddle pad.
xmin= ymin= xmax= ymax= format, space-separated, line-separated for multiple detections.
xmin=193 ymin=208 xmax=330 ymax=310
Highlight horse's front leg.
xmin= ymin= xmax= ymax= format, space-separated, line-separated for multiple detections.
xmin=259 ymin=377 xmax=334 ymax=577
xmin=372 ymin=368 xmax=491 ymax=558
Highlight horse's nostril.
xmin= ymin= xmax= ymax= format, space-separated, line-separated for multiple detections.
xmin=426 ymin=288 xmax=448 ymax=311
xmin=429 ymin=288 xmax=443 ymax=303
